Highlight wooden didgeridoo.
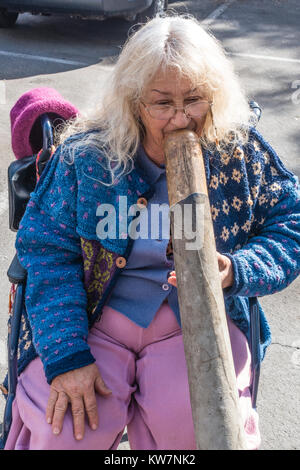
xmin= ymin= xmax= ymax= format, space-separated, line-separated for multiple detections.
xmin=164 ymin=129 xmax=248 ymax=450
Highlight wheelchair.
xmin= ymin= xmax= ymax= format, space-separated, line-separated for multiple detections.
xmin=0 ymin=101 xmax=262 ymax=449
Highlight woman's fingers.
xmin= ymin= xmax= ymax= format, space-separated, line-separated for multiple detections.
xmin=48 ymin=389 xmax=102 ymax=439
xmin=51 ymin=391 xmax=69 ymax=436
xmin=94 ymin=375 xmax=112 ymax=397
xmin=83 ymin=390 xmax=99 ymax=431
xmin=216 ymin=252 xmax=234 ymax=288
xmin=70 ymin=396 xmax=85 ymax=440
xmin=46 ymin=388 xmax=58 ymax=425
xmin=168 ymin=270 xmax=177 ymax=287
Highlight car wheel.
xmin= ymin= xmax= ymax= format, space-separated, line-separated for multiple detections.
xmin=136 ymin=0 xmax=168 ymax=23
xmin=0 ymin=9 xmax=18 ymax=28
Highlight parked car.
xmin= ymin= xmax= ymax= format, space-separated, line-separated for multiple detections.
xmin=0 ymin=0 xmax=168 ymax=27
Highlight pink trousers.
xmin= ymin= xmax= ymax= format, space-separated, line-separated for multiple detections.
xmin=5 ymin=302 xmax=261 ymax=450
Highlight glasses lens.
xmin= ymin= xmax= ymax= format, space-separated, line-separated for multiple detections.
xmin=148 ymin=105 xmax=174 ymax=120
xmin=146 ymin=101 xmax=211 ymax=120
xmin=186 ymin=101 xmax=210 ymax=118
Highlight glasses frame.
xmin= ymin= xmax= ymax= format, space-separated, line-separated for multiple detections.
xmin=141 ymin=99 xmax=213 ymax=120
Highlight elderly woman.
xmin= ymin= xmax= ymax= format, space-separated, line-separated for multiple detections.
xmin=4 ymin=15 xmax=300 ymax=450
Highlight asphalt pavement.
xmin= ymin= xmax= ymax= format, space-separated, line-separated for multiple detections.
xmin=0 ymin=0 xmax=299 ymax=450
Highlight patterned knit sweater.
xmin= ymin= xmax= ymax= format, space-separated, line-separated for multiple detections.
xmin=8 ymin=127 xmax=300 ymax=385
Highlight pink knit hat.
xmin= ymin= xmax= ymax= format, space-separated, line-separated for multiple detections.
xmin=10 ymin=87 xmax=78 ymax=159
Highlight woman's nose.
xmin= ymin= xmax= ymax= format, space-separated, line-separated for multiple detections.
xmin=170 ymin=109 xmax=190 ymax=127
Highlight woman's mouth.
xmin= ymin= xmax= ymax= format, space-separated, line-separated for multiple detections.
xmin=163 ymin=121 xmax=197 ymax=135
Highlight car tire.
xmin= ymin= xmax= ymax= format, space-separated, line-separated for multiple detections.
xmin=0 ymin=9 xmax=18 ymax=28
xmin=136 ymin=0 xmax=168 ymax=23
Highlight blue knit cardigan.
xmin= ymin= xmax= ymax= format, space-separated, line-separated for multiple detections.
xmin=9 ymin=127 xmax=300 ymax=384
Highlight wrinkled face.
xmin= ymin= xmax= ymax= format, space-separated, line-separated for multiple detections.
xmin=139 ymin=69 xmax=210 ymax=156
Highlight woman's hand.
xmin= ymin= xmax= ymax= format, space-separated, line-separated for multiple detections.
xmin=168 ymin=252 xmax=234 ymax=289
xmin=46 ymin=363 xmax=112 ymax=441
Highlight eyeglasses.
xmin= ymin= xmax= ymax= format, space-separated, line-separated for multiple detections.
xmin=141 ymin=99 xmax=212 ymax=120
